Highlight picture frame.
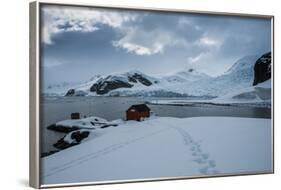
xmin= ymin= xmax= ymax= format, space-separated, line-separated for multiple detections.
xmin=30 ymin=1 xmax=274 ymax=188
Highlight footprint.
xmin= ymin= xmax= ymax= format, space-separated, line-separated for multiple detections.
xmin=190 ymin=146 xmax=196 ymax=151
xmin=208 ymin=160 xmax=216 ymax=168
xmin=191 ymin=142 xmax=200 ymax=148
xmin=196 ymin=148 xmax=202 ymax=153
xmin=193 ymin=142 xmax=200 ymax=147
xmin=210 ymin=170 xmax=219 ymax=174
xmin=199 ymin=166 xmax=209 ymax=174
xmin=194 ymin=158 xmax=207 ymax=164
xmin=192 ymin=152 xmax=198 ymax=156
xmin=201 ymin=153 xmax=209 ymax=160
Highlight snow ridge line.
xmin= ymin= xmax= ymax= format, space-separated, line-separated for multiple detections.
xmin=43 ymin=128 xmax=168 ymax=178
xmin=170 ymin=126 xmax=219 ymax=175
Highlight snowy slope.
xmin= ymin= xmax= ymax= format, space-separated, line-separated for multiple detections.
xmin=213 ymin=79 xmax=271 ymax=103
xmin=42 ymin=82 xmax=82 ymax=96
xmin=133 ymin=55 xmax=260 ymax=97
xmin=180 ymin=55 xmax=260 ymax=96
xmin=148 ymin=79 xmax=271 ymax=108
xmin=42 ymin=116 xmax=272 ymax=185
xmin=107 ymin=54 xmax=259 ymax=97
xmin=42 ymin=76 xmax=103 ymax=96
xmin=161 ymin=69 xmax=211 ymax=84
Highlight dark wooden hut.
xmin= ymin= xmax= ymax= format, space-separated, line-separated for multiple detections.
xmin=126 ymin=104 xmax=150 ymax=121
xmin=71 ymin=112 xmax=80 ymax=120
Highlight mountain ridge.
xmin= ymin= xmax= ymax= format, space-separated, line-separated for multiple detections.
xmin=44 ymin=52 xmax=271 ymax=98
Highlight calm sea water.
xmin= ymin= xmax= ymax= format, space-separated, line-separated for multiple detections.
xmin=40 ymin=96 xmax=271 ymax=153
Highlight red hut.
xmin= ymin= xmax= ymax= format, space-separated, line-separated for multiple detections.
xmin=126 ymin=104 xmax=150 ymax=121
xmin=71 ymin=112 xmax=80 ymax=120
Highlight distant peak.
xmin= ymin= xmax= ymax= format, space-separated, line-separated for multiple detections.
xmin=88 ymin=74 xmax=102 ymax=81
xmin=225 ymin=54 xmax=260 ymax=74
xmin=126 ymin=70 xmax=144 ymax=75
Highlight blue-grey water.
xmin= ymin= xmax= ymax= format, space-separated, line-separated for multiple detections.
xmin=40 ymin=96 xmax=271 ymax=153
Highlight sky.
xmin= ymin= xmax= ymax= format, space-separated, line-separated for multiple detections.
xmin=41 ymin=4 xmax=272 ymax=85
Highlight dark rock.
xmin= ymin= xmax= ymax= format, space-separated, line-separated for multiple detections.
xmin=253 ymin=52 xmax=271 ymax=86
xmin=65 ymin=89 xmax=87 ymax=96
xmin=41 ymin=150 xmax=59 ymax=158
xmin=131 ymin=73 xmax=152 ymax=86
xmin=100 ymin=124 xmax=118 ymax=128
xmin=90 ymin=79 xmax=133 ymax=94
xmin=47 ymin=124 xmax=79 ymax=133
xmin=128 ymin=76 xmax=138 ymax=83
xmin=89 ymin=72 xmax=153 ymax=94
xmin=90 ymin=83 xmax=98 ymax=92
xmin=65 ymin=89 xmax=75 ymax=96
xmin=90 ymin=73 xmax=152 ymax=95
xmin=53 ymin=130 xmax=90 ymax=149
xmin=71 ymin=131 xmax=90 ymax=143
xmin=53 ymin=138 xmax=76 ymax=149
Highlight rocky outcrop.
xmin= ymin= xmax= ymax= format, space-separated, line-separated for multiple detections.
xmin=65 ymin=89 xmax=75 ymax=96
xmin=53 ymin=138 xmax=75 ymax=149
xmin=41 ymin=150 xmax=59 ymax=158
xmin=89 ymin=72 xmax=153 ymax=95
xmin=90 ymin=78 xmax=133 ymax=95
xmin=71 ymin=130 xmax=90 ymax=142
xmin=47 ymin=124 xmax=80 ymax=133
xmin=65 ymin=89 xmax=87 ymax=96
xmin=253 ymin=52 xmax=271 ymax=86
xmin=53 ymin=130 xmax=90 ymax=149
xmin=129 ymin=73 xmax=152 ymax=86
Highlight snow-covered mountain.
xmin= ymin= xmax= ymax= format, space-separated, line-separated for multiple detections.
xmin=42 ymin=81 xmax=82 ymax=96
xmin=45 ymin=53 xmax=271 ymax=98
xmin=183 ymin=55 xmax=261 ymax=96
xmin=162 ymin=69 xmax=210 ymax=84
xmin=89 ymin=70 xmax=159 ymax=95
xmin=62 ymin=69 xmax=212 ymax=97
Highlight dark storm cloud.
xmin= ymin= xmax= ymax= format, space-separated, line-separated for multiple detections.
xmin=41 ymin=5 xmax=272 ymax=84
xmin=217 ymin=18 xmax=271 ymax=57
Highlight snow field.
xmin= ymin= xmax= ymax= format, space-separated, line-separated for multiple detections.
xmin=42 ymin=116 xmax=272 ymax=185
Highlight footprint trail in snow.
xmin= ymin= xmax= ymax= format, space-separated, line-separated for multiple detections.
xmin=170 ymin=126 xmax=220 ymax=175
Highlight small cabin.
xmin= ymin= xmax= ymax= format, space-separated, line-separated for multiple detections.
xmin=71 ymin=112 xmax=80 ymax=120
xmin=126 ymin=104 xmax=150 ymax=121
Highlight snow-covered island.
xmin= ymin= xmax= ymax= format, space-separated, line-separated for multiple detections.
xmin=42 ymin=115 xmax=272 ymax=185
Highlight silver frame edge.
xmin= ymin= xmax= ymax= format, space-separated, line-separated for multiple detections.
xmin=30 ymin=1 xmax=40 ymax=189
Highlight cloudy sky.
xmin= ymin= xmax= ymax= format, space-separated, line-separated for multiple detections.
xmin=41 ymin=4 xmax=272 ymax=85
